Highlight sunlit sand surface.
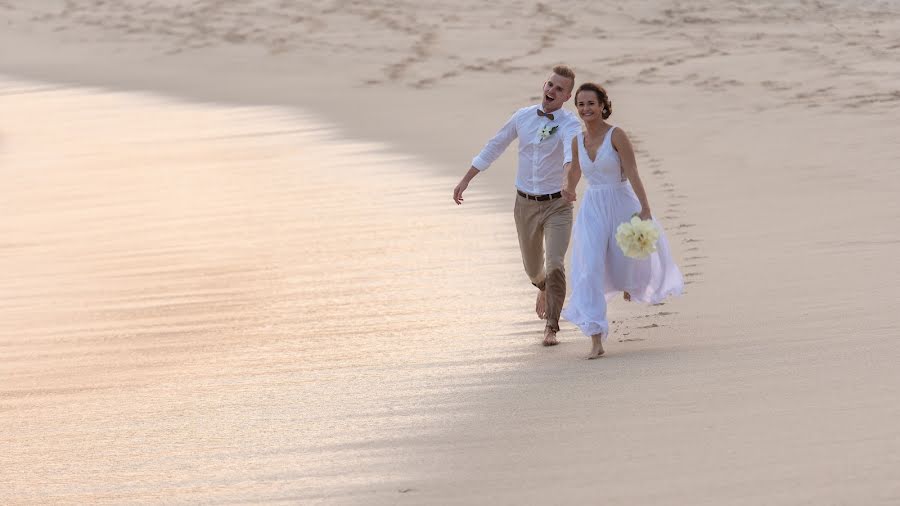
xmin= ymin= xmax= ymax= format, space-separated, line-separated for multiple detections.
xmin=3 ymin=0 xmax=900 ymax=503
xmin=0 ymin=79 xmax=539 ymax=503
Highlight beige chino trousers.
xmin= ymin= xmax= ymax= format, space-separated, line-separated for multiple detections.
xmin=513 ymin=194 xmax=573 ymax=332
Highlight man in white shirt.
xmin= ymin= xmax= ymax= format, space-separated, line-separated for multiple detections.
xmin=453 ymin=65 xmax=581 ymax=346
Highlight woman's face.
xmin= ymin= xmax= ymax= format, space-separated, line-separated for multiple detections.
xmin=575 ymin=90 xmax=603 ymax=121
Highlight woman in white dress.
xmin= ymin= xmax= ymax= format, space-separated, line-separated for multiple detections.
xmin=561 ymin=83 xmax=683 ymax=359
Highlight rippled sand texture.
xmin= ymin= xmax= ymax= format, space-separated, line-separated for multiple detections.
xmin=0 ymin=80 xmax=541 ymax=503
xmin=5 ymin=1 xmax=898 ymax=170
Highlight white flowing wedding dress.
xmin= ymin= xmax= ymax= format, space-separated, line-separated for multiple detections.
xmin=562 ymin=126 xmax=684 ymax=340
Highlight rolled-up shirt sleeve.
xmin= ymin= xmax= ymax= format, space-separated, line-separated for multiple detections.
xmin=471 ymin=110 xmax=519 ymax=171
xmin=562 ymin=117 xmax=581 ymax=165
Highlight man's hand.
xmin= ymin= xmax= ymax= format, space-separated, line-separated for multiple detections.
xmin=561 ymin=187 xmax=577 ymax=203
xmin=453 ymin=180 xmax=469 ymax=205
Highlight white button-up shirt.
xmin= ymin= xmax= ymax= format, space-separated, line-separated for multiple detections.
xmin=471 ymin=104 xmax=581 ymax=195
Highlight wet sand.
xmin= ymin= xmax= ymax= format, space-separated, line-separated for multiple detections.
xmin=0 ymin=80 xmax=540 ymax=503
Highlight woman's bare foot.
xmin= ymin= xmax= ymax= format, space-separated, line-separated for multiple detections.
xmin=623 ymin=291 xmax=631 ymax=302
xmin=542 ymin=327 xmax=559 ymax=346
xmin=586 ymin=333 xmax=605 ymax=359
xmin=535 ymin=290 xmax=547 ymax=319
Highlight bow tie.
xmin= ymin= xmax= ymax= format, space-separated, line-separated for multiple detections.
xmin=537 ymin=109 xmax=554 ymax=121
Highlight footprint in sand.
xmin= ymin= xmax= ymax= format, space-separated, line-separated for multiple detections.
xmin=675 ymin=225 xmax=695 ymax=235
xmin=638 ymin=323 xmax=660 ymax=329
xmin=619 ymin=337 xmax=645 ymax=342
xmin=634 ymin=311 xmax=676 ymax=319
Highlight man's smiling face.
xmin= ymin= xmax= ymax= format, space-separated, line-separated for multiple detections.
xmin=541 ymin=73 xmax=574 ymax=113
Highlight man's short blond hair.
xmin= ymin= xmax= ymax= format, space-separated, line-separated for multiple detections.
xmin=552 ymin=65 xmax=576 ymax=92
xmin=552 ymin=65 xmax=575 ymax=81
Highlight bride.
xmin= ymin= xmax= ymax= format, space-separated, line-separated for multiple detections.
xmin=561 ymin=82 xmax=684 ymax=359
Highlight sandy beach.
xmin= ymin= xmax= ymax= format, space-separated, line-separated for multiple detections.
xmin=2 ymin=1 xmax=900 ymax=504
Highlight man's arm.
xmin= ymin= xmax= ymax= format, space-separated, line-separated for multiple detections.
xmin=562 ymin=116 xmax=581 ymax=167
xmin=453 ymin=167 xmax=480 ymax=205
xmin=453 ymin=111 xmax=519 ymax=205
xmin=562 ymin=136 xmax=582 ymax=203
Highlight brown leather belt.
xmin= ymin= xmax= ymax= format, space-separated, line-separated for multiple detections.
xmin=517 ymin=190 xmax=563 ymax=201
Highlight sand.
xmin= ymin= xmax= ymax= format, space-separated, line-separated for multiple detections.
xmin=2 ymin=1 xmax=900 ymax=504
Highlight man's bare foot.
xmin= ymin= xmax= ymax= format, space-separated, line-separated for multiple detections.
xmin=535 ymin=290 xmax=547 ymax=319
xmin=587 ymin=333 xmax=605 ymax=359
xmin=623 ymin=291 xmax=631 ymax=302
xmin=542 ymin=327 xmax=559 ymax=346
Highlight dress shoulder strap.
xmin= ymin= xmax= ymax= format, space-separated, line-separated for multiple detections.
xmin=603 ymin=126 xmax=617 ymax=147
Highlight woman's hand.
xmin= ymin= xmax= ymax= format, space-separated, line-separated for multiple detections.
xmin=638 ymin=208 xmax=652 ymax=220
xmin=562 ymin=187 xmax=577 ymax=202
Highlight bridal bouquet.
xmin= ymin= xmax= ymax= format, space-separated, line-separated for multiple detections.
xmin=615 ymin=216 xmax=660 ymax=259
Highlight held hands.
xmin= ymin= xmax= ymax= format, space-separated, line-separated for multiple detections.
xmin=453 ymin=180 xmax=469 ymax=205
xmin=561 ymin=187 xmax=577 ymax=203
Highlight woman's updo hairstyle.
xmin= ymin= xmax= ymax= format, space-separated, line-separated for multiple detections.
xmin=575 ymin=82 xmax=612 ymax=119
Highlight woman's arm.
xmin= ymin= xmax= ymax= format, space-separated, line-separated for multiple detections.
xmin=562 ymin=136 xmax=582 ymax=202
xmin=613 ymin=128 xmax=652 ymax=219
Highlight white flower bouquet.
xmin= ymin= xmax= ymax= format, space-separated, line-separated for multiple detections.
xmin=615 ymin=215 xmax=660 ymax=259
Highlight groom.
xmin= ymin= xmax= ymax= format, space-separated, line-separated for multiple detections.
xmin=453 ymin=65 xmax=581 ymax=346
